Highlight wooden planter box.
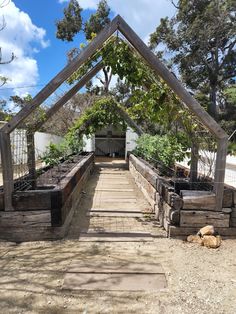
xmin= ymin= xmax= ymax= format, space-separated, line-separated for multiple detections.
xmin=129 ymin=154 xmax=236 ymax=238
xmin=0 ymin=153 xmax=94 ymax=242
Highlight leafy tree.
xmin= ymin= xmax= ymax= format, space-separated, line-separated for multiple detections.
xmin=56 ymin=0 xmax=83 ymax=42
xmin=56 ymin=0 xmax=112 ymax=93
xmin=149 ymin=0 xmax=236 ymax=119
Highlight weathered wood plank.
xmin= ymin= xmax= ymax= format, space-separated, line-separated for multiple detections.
xmin=222 ymin=189 xmax=233 ymax=208
xmin=26 ymin=131 xmax=36 ymax=189
xmin=180 ymin=210 xmax=230 ymax=228
xmin=0 ymin=210 xmax=51 ymax=227
xmin=181 ymin=190 xmax=216 ymax=210
xmin=214 ymin=137 xmax=228 ymax=211
xmin=167 ymin=192 xmax=183 ymax=210
xmin=0 ymin=132 xmax=14 ymax=210
xmin=163 ymin=202 xmax=180 ymax=225
xmin=13 ymin=190 xmax=52 ymax=210
xmin=190 ymin=142 xmax=198 ymax=184
xmin=169 ymin=225 xmax=236 ymax=238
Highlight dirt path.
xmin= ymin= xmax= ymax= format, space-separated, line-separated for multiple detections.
xmin=0 ymin=159 xmax=236 ymax=313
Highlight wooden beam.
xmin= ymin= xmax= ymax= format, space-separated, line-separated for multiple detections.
xmin=190 ymin=142 xmax=198 ymax=186
xmin=26 ymin=131 xmax=36 ymax=189
xmin=117 ymin=15 xmax=227 ymax=140
xmin=0 ymin=132 xmax=14 ymax=210
xmin=2 ymin=17 xmax=119 ymax=134
xmin=116 ymin=105 xmax=144 ymax=136
xmin=214 ymin=137 xmax=228 ymax=211
xmin=32 ymin=62 xmax=104 ymax=131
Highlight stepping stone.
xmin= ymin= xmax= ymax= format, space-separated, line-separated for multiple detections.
xmin=79 ymin=231 xmax=151 ymax=237
xmin=62 ymin=260 xmax=166 ymax=291
xmin=88 ymin=208 xmax=141 ymax=212
xmin=95 ymin=188 xmax=134 ymax=192
xmin=77 ymin=236 xmax=153 ymax=242
xmin=86 ymin=212 xmax=143 ymax=217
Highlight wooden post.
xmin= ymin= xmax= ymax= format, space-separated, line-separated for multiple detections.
xmin=214 ymin=137 xmax=228 ymax=211
xmin=0 ymin=132 xmax=14 ymax=211
xmin=190 ymin=141 xmax=198 ymax=186
xmin=26 ymin=131 xmax=36 ymax=189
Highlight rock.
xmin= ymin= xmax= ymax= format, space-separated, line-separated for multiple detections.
xmin=198 ymin=225 xmax=215 ymax=236
xmin=202 ymin=235 xmax=222 ymax=249
xmin=187 ymin=234 xmax=203 ymax=244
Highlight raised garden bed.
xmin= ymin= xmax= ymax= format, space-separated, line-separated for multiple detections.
xmin=0 ymin=153 xmax=94 ymax=242
xmin=129 ymin=154 xmax=236 ymax=238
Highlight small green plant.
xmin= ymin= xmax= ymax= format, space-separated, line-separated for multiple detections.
xmin=42 ymin=136 xmax=84 ymax=167
xmin=42 ymin=143 xmax=64 ymax=167
xmin=134 ymin=134 xmax=186 ymax=168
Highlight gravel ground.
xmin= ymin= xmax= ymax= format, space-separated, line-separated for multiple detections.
xmin=0 ymin=235 xmax=236 ymax=314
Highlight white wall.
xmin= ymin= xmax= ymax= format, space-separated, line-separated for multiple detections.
xmin=125 ymin=127 xmax=139 ymax=158
xmin=34 ymin=132 xmax=62 ymax=159
xmin=83 ymin=134 xmax=95 ymax=152
xmin=82 ymin=127 xmax=139 ymax=158
xmin=0 ymin=122 xmax=63 ymax=164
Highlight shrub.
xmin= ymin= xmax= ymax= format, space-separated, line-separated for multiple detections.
xmin=134 ymin=134 xmax=186 ymax=168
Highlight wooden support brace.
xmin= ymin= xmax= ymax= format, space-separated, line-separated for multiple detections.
xmin=0 ymin=132 xmax=14 ymax=210
xmin=214 ymin=137 xmax=228 ymax=211
xmin=190 ymin=141 xmax=198 ymax=185
xmin=26 ymin=131 xmax=36 ymax=189
xmin=32 ymin=62 xmax=104 ymax=131
xmin=116 ymin=105 xmax=144 ymax=136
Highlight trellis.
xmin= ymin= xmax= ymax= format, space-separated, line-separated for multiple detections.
xmin=0 ymin=15 xmax=228 ymax=211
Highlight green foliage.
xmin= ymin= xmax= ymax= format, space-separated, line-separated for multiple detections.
xmin=56 ymin=0 xmax=82 ymax=41
xmin=42 ymin=137 xmax=84 ymax=167
xmin=42 ymin=143 xmax=64 ymax=167
xmin=134 ymin=134 xmax=187 ymax=168
xmin=9 ymin=94 xmax=46 ymax=131
xmin=84 ymin=0 xmax=110 ymax=40
xmin=67 ymin=97 xmax=126 ymax=139
xmin=219 ymin=85 xmax=236 ymax=137
xmin=149 ymin=0 xmax=236 ymax=118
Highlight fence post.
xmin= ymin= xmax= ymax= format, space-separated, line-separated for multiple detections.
xmin=0 ymin=132 xmax=14 ymax=211
xmin=214 ymin=137 xmax=228 ymax=211
xmin=26 ymin=131 xmax=36 ymax=189
xmin=190 ymin=142 xmax=198 ymax=187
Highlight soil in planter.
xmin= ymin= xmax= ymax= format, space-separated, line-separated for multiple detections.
xmin=137 ymin=155 xmax=213 ymax=195
xmin=36 ymin=154 xmax=85 ymax=187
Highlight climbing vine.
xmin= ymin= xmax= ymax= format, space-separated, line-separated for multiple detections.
xmin=67 ymin=97 xmax=126 ymax=142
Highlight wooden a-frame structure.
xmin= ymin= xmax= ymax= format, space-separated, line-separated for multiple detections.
xmin=0 ymin=15 xmax=228 ymax=211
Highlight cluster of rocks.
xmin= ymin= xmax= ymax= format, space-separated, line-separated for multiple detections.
xmin=187 ymin=225 xmax=222 ymax=248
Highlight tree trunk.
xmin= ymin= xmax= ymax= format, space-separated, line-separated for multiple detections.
xmin=102 ymin=67 xmax=112 ymax=94
xmin=208 ymin=83 xmax=218 ymax=119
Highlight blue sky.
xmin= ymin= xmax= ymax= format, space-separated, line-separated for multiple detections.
xmin=0 ymin=0 xmax=175 ymax=101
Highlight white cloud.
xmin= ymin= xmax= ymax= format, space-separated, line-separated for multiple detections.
xmin=0 ymin=1 xmax=49 ymax=99
xmin=59 ymin=0 xmax=176 ymax=42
